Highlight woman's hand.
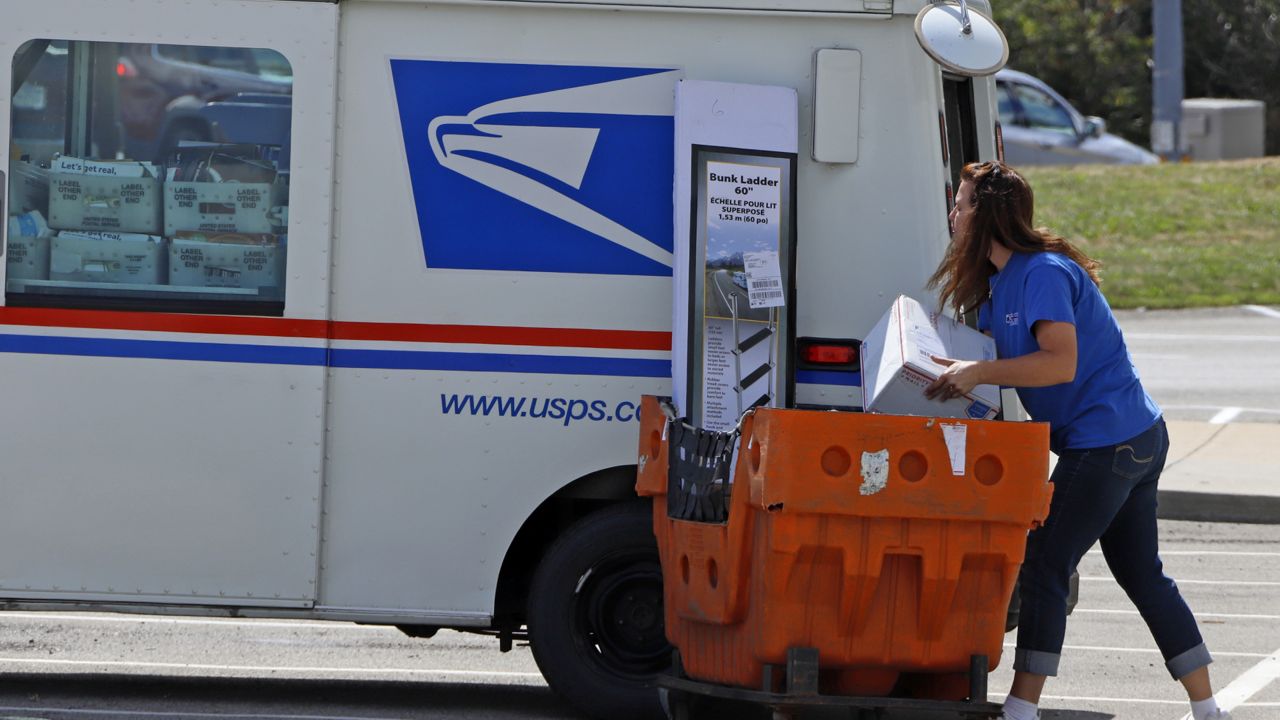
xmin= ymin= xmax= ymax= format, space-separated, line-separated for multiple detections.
xmin=924 ymin=356 xmax=986 ymax=401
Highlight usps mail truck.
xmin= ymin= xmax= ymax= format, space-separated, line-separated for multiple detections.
xmin=1 ymin=0 xmax=1005 ymax=717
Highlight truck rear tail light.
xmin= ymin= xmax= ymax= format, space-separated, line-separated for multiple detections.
xmin=995 ymin=121 xmax=1005 ymax=162
xmin=803 ymin=344 xmax=856 ymax=365
xmin=945 ymin=181 xmax=954 ymax=210
xmin=796 ymin=337 xmax=860 ymax=371
xmin=116 ymin=59 xmax=137 ymax=78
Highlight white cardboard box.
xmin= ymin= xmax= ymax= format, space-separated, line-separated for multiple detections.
xmin=860 ymin=294 xmax=1000 ymax=420
xmin=50 ymin=232 xmax=166 ymax=285
xmin=169 ymin=235 xmax=285 ymax=290
xmin=164 ymin=181 xmax=282 ymax=236
xmin=47 ymin=173 xmax=162 ymax=235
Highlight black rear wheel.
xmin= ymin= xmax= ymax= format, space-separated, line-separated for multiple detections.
xmin=528 ymin=502 xmax=670 ymax=720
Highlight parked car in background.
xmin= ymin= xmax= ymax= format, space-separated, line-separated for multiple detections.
xmin=996 ymin=68 xmax=1158 ymax=166
xmin=9 ymin=40 xmax=291 ymax=165
xmin=117 ymin=43 xmax=292 ymax=159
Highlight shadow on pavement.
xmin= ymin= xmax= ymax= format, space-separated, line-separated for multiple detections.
xmin=0 ymin=673 xmax=576 ymax=719
xmin=0 ymin=674 xmax=1123 ymax=720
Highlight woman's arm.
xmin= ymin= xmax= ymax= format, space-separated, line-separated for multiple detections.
xmin=923 ymin=320 xmax=1077 ymax=401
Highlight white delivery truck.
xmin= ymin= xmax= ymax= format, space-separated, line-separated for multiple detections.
xmin=1 ymin=1 xmax=1007 ymax=717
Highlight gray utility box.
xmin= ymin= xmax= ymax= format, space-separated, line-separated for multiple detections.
xmin=1181 ymin=99 xmax=1266 ymax=161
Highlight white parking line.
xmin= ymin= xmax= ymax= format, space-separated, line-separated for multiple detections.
xmin=1001 ymin=642 xmax=1270 ymax=659
xmin=0 ymin=656 xmax=545 ymax=681
xmin=1075 ymin=609 xmax=1280 ymax=621
xmin=1085 ymin=550 xmax=1280 ymax=558
xmin=1127 ymin=332 xmax=1280 ymax=343
xmin=1178 ymin=646 xmax=1280 ymax=719
xmin=1160 ymin=404 xmax=1280 ymax=416
xmin=988 ymin=695 xmax=1280 ymax=708
xmin=1209 ymin=406 xmax=1243 ymax=424
xmin=1079 ymin=576 xmax=1280 ymax=587
xmin=988 ymin=693 xmax=1187 ymax=705
xmin=1244 ymin=305 xmax=1280 ymax=320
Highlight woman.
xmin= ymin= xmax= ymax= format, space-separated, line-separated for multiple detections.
xmin=922 ymin=160 xmax=1228 ymax=720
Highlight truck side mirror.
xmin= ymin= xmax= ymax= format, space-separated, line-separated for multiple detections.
xmin=1084 ymin=116 xmax=1106 ymax=139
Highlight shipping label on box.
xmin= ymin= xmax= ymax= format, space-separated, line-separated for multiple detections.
xmin=6 ymin=234 xmax=51 ymax=281
xmin=860 ymin=295 xmax=1000 ymax=420
xmin=169 ymin=235 xmax=285 ymax=290
xmin=49 ymin=232 xmax=166 ymax=285
xmin=47 ymin=173 xmax=162 ymax=235
xmin=164 ymin=181 xmax=282 ymax=235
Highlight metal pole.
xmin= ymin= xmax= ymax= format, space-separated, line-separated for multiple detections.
xmin=956 ymin=0 xmax=973 ymax=36
xmin=1151 ymin=0 xmax=1185 ymax=161
xmin=66 ymin=41 xmax=95 ymax=159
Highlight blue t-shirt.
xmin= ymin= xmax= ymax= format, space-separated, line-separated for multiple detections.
xmin=977 ymin=251 xmax=1159 ymax=451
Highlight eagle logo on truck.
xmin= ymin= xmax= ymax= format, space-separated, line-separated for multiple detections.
xmin=390 ymin=60 xmax=679 ymax=276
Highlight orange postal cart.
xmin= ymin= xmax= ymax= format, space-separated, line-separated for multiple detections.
xmin=635 ymin=396 xmax=1054 ymax=719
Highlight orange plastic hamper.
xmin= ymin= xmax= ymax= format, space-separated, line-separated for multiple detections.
xmin=635 ymin=396 xmax=1053 ymax=699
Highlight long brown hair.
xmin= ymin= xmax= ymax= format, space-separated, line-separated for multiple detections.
xmin=928 ymin=160 xmax=1101 ymax=315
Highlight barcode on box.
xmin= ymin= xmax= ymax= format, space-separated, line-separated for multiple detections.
xmin=754 ymin=290 xmax=784 ymax=301
xmin=751 ymin=278 xmax=781 ymax=290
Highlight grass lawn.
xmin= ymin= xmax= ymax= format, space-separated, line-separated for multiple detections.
xmin=1020 ymin=157 xmax=1280 ymax=309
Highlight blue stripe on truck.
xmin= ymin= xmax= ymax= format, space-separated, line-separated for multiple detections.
xmin=0 ymin=333 xmax=328 ymax=366
xmin=0 ymin=333 xmax=672 ymax=378
xmin=328 ymin=348 xmax=671 ymax=377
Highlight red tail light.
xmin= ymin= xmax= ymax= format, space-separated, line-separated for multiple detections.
xmin=995 ymin=121 xmax=1005 ymax=162
xmin=945 ymin=181 xmax=954 ymax=210
xmin=802 ymin=344 xmax=857 ymax=365
xmin=116 ymin=59 xmax=137 ymax=78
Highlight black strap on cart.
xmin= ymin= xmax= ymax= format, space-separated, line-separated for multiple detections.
xmin=666 ymin=421 xmax=737 ymax=524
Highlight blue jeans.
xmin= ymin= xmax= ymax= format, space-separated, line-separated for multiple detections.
xmin=1015 ymin=417 xmax=1212 ymax=680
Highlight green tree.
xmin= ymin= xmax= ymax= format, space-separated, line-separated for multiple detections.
xmin=993 ymin=1 xmax=1152 ymax=145
xmin=993 ymin=0 xmax=1280 ymax=155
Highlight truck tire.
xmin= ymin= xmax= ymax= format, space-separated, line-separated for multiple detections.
xmin=528 ymin=502 xmax=670 ymax=720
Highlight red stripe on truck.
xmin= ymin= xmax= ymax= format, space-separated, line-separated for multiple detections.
xmin=0 ymin=307 xmax=671 ymax=351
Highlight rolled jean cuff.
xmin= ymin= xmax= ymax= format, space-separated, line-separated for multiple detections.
xmin=1014 ymin=648 xmax=1061 ymax=676
xmin=1167 ymin=643 xmax=1213 ymax=680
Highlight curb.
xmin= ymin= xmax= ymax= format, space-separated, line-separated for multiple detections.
xmin=1157 ymin=490 xmax=1280 ymax=525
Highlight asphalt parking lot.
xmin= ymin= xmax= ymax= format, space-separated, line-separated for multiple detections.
xmin=987 ymin=519 xmax=1280 ymax=720
xmin=0 ymin=519 xmax=1274 ymax=720
xmin=0 ymin=307 xmax=1275 ymax=720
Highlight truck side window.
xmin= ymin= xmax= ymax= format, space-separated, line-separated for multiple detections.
xmin=995 ymin=82 xmax=1017 ymax=126
xmin=942 ymin=75 xmax=979 ymax=193
xmin=7 ymin=39 xmax=293 ymax=316
xmin=1008 ymin=82 xmax=1075 ymax=135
